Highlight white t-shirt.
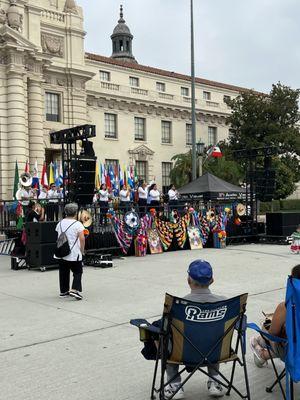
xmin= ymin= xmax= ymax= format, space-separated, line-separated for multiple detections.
xmin=149 ymin=189 xmax=160 ymax=202
xmin=120 ymin=189 xmax=130 ymax=202
xmin=38 ymin=191 xmax=47 ymax=200
xmin=99 ymin=190 xmax=108 ymax=202
xmin=16 ymin=188 xmax=30 ymax=205
xmin=138 ymin=187 xmax=147 ymax=199
xmin=55 ymin=219 xmax=85 ymax=262
xmin=48 ymin=189 xmax=61 ymax=203
xmin=168 ymin=189 xmax=178 ymax=201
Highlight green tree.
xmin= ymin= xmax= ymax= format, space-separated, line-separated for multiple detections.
xmin=169 ymin=151 xmax=192 ymax=187
xmin=203 ymin=156 xmax=244 ymax=185
xmin=226 ymin=82 xmax=300 ymax=199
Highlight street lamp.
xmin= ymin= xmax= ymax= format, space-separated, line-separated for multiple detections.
xmin=196 ymin=141 xmax=205 ymax=177
xmin=190 ymin=0 xmax=197 ymax=181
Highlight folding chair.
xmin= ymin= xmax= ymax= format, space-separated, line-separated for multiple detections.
xmin=248 ymin=276 xmax=300 ymax=400
xmin=131 ymin=292 xmax=250 ymax=400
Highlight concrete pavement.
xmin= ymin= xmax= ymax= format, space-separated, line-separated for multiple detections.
xmin=1 ymin=244 xmax=299 ymax=400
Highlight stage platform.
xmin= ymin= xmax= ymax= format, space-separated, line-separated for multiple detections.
xmin=0 ymin=244 xmax=299 ymax=400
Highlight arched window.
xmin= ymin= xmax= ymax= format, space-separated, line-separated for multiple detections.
xmin=119 ymin=40 xmax=123 ymax=51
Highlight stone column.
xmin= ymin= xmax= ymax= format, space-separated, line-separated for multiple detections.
xmin=7 ymin=69 xmax=27 ymax=195
xmin=28 ymin=77 xmax=44 ymax=169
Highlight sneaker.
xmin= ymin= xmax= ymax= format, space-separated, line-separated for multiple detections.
xmin=250 ymin=337 xmax=267 ymax=368
xmin=164 ymin=383 xmax=185 ymax=399
xmin=207 ymin=380 xmax=224 ymax=398
xmin=59 ymin=292 xmax=69 ymax=297
xmin=69 ymin=291 xmax=83 ymax=300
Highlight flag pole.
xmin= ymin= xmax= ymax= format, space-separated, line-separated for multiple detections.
xmin=191 ymin=0 xmax=197 ymax=181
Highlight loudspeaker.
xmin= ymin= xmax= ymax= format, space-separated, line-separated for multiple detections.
xmin=255 ymin=169 xmax=276 ymax=202
xmin=69 ymin=157 xmax=96 ymax=205
xmin=26 ymin=243 xmax=58 ymax=267
xmin=71 ymin=158 xmax=96 ymax=172
xmin=26 ymin=222 xmax=57 ymax=244
xmin=266 ymin=212 xmax=300 ymax=236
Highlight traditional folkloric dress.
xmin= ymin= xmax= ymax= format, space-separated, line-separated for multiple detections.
xmin=291 ymin=231 xmax=300 ymax=254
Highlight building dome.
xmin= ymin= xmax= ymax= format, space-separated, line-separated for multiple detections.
xmin=111 ymin=5 xmax=137 ymax=63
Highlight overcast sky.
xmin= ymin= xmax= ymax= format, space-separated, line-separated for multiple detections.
xmin=79 ymin=0 xmax=299 ymax=93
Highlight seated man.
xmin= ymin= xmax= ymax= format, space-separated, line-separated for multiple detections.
xmin=250 ymin=264 xmax=300 ymax=367
xmin=164 ymin=260 xmax=226 ymax=399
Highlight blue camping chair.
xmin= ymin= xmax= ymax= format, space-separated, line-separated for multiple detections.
xmin=248 ymin=276 xmax=300 ymax=400
xmin=131 ymin=293 xmax=250 ymax=400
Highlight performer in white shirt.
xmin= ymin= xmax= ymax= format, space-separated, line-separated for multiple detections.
xmin=138 ymin=182 xmax=148 ymax=215
xmin=15 ymin=186 xmax=31 ymax=206
xmin=119 ymin=184 xmax=131 ymax=211
xmin=168 ymin=184 xmax=179 ymax=209
xmin=149 ymin=183 xmax=161 ymax=210
xmin=47 ymin=183 xmax=62 ymax=221
xmin=38 ymin=187 xmax=48 ymax=200
xmin=98 ymin=183 xmax=109 ymax=224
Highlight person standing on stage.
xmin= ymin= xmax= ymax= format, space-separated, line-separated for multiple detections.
xmin=25 ymin=201 xmax=45 ymax=223
xmin=47 ymin=183 xmax=61 ymax=221
xmin=149 ymin=183 xmax=161 ymax=210
xmin=168 ymin=184 xmax=179 ymax=210
xmin=119 ymin=184 xmax=131 ymax=212
xmin=55 ymin=203 xmax=85 ymax=300
xmin=99 ymin=183 xmax=109 ymax=224
xmin=138 ymin=182 xmax=148 ymax=215
xmin=38 ymin=186 xmax=48 ymax=200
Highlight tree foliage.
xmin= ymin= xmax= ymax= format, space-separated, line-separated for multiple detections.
xmin=169 ymin=151 xmax=192 ymax=188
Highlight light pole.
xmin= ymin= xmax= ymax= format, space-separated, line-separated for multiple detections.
xmin=196 ymin=141 xmax=205 ymax=177
xmin=190 ymin=0 xmax=197 ymax=181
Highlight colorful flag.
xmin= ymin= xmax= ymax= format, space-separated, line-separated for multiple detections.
xmin=101 ymin=163 xmax=106 ymax=185
xmin=59 ymin=161 xmax=63 ymax=186
xmin=54 ymin=161 xmax=61 ymax=186
xmin=95 ymin=162 xmax=101 ymax=190
xmin=212 ymin=146 xmax=223 ymax=158
xmin=119 ymin=164 xmax=124 ymax=188
xmin=41 ymin=162 xmax=48 ymax=188
xmin=32 ymin=160 xmax=40 ymax=189
xmin=24 ymin=160 xmax=29 ymax=173
xmin=13 ymin=160 xmax=19 ymax=199
xmin=49 ymin=162 xmax=54 ymax=185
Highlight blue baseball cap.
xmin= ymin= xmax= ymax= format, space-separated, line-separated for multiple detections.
xmin=187 ymin=259 xmax=213 ymax=285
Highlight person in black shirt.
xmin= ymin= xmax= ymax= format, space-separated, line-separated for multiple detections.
xmin=25 ymin=201 xmax=44 ymax=223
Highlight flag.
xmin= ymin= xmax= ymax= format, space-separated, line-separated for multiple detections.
xmin=54 ymin=161 xmax=60 ymax=186
xmin=211 ymin=146 xmax=223 ymax=158
xmin=59 ymin=161 xmax=63 ymax=186
xmin=95 ymin=162 xmax=101 ymax=190
xmin=32 ymin=160 xmax=40 ymax=189
xmin=119 ymin=164 xmax=124 ymax=188
xmin=109 ymin=164 xmax=115 ymax=189
xmin=13 ymin=160 xmax=19 ymax=199
xmin=49 ymin=162 xmax=54 ymax=185
xmin=101 ymin=163 xmax=106 ymax=184
xmin=105 ymin=165 xmax=111 ymax=189
xmin=41 ymin=162 xmax=48 ymax=188
xmin=127 ymin=166 xmax=134 ymax=188
xmin=134 ymin=166 xmax=138 ymax=184
xmin=24 ymin=160 xmax=29 ymax=173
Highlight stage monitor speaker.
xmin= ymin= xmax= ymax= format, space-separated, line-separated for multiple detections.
xmin=69 ymin=157 xmax=96 ymax=205
xmin=26 ymin=222 xmax=57 ymax=244
xmin=71 ymin=158 xmax=96 ymax=172
xmin=266 ymin=212 xmax=300 ymax=236
xmin=26 ymin=243 xmax=58 ymax=267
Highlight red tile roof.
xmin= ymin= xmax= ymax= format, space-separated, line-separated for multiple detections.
xmin=85 ymin=52 xmax=250 ymax=93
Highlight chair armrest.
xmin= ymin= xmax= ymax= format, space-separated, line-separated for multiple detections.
xmin=247 ymin=322 xmax=287 ymax=344
xmin=130 ymin=319 xmax=161 ymax=334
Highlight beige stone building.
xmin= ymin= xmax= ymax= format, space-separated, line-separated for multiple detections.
xmin=0 ymin=0 xmax=248 ymax=199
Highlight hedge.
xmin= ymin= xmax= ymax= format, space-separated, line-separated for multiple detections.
xmin=259 ymin=199 xmax=300 ymax=214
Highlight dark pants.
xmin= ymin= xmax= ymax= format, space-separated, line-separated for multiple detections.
xmin=138 ymin=198 xmax=147 ymax=215
xmin=99 ymin=201 xmax=108 ymax=225
xmin=59 ymin=259 xmax=83 ymax=293
xmin=46 ymin=203 xmax=59 ymax=221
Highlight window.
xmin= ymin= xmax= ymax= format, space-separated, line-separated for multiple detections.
xmin=208 ymin=126 xmax=217 ymax=145
xmin=162 ymin=162 xmax=172 ymax=193
xmin=100 ymin=71 xmax=110 ymax=81
xmin=134 ymin=117 xmax=146 ymax=141
xmin=181 ymin=87 xmax=189 ymax=97
xmin=156 ymin=82 xmax=166 ymax=92
xmin=129 ymin=76 xmax=139 ymax=87
xmin=136 ymin=161 xmax=147 ymax=183
xmin=105 ymin=159 xmax=119 ymax=168
xmin=203 ymin=91 xmax=211 ymax=100
xmin=161 ymin=121 xmax=172 ymax=144
xmin=186 ymin=123 xmax=192 ymax=145
xmin=45 ymin=92 xmax=60 ymax=122
xmin=104 ymin=113 xmax=117 ymax=139
xmin=224 ymin=95 xmax=231 ymax=103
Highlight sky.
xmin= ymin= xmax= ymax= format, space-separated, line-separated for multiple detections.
xmin=78 ymin=0 xmax=300 ymax=93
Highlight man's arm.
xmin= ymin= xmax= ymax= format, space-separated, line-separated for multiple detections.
xmin=78 ymin=231 xmax=85 ymax=254
xmin=269 ymin=302 xmax=286 ymax=337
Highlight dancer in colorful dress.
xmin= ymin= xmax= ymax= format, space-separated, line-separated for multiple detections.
xmin=291 ymin=225 xmax=300 ymax=254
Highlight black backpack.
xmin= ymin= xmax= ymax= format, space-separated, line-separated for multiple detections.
xmin=55 ymin=221 xmax=78 ymax=258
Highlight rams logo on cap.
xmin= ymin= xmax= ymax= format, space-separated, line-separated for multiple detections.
xmin=185 ymin=305 xmax=227 ymax=322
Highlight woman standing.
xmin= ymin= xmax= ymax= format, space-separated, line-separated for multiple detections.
xmin=98 ymin=183 xmax=109 ymax=224
xmin=149 ymin=183 xmax=161 ymax=210
xmin=138 ymin=182 xmax=148 ymax=215
xmin=168 ymin=184 xmax=179 ymax=210
xmin=55 ymin=203 xmax=85 ymax=300
xmin=119 ymin=184 xmax=131 ymax=212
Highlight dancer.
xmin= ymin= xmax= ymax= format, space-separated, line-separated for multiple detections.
xmin=291 ymin=225 xmax=300 ymax=254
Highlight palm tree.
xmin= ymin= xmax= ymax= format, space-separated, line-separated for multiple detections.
xmin=169 ymin=151 xmax=192 ymax=187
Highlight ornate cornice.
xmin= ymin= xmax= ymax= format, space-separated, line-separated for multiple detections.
xmin=86 ymin=95 xmax=228 ymax=125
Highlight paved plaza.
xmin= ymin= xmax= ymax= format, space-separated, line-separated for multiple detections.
xmin=1 ymin=244 xmax=300 ymax=400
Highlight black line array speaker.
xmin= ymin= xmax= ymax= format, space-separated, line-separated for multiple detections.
xmin=266 ymin=212 xmax=300 ymax=236
xmin=69 ymin=157 xmax=96 ymax=205
xmin=26 ymin=222 xmax=57 ymax=244
xmin=27 ymin=243 xmax=58 ymax=267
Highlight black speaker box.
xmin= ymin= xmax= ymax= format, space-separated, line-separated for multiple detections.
xmin=69 ymin=193 xmax=94 ymax=206
xmin=26 ymin=222 xmax=57 ymax=244
xmin=71 ymin=158 xmax=96 ymax=172
xmin=26 ymin=243 xmax=58 ymax=267
xmin=266 ymin=213 xmax=300 ymax=236
xmin=73 ymin=171 xmax=95 ymax=183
